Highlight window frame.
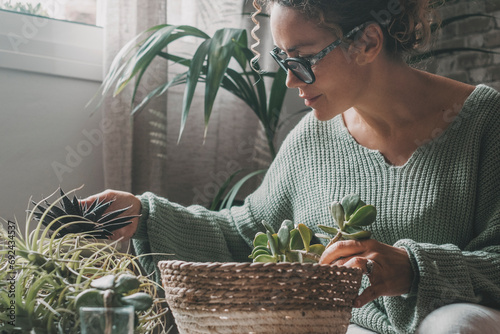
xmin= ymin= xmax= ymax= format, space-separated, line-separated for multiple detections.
xmin=0 ymin=10 xmax=103 ymax=82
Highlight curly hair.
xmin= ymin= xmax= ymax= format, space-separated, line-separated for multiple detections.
xmin=251 ymin=0 xmax=440 ymax=64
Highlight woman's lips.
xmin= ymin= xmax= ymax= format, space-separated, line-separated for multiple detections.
xmin=300 ymin=94 xmax=321 ymax=106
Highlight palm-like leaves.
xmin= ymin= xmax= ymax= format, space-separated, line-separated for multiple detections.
xmin=90 ymin=24 xmax=288 ymax=209
xmin=92 ymin=24 xmax=286 ymax=158
xmin=31 ymin=189 xmax=138 ymax=238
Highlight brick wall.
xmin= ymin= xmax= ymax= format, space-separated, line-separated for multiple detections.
xmin=424 ymin=0 xmax=500 ymax=91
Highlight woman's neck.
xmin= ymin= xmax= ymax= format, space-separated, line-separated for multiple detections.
xmin=343 ymin=64 xmax=475 ymax=165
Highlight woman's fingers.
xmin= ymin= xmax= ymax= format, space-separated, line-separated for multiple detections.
xmin=319 ymin=239 xmax=414 ymax=307
xmin=319 ymin=239 xmax=368 ymax=264
xmin=80 ymin=189 xmax=142 ymax=241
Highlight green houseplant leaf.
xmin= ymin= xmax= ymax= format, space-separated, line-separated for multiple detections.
xmin=203 ymin=29 xmax=247 ymax=138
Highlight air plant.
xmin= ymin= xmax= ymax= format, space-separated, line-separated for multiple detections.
xmin=0 ymin=188 xmax=171 ymax=334
xmin=31 ymin=188 xmax=138 ymax=239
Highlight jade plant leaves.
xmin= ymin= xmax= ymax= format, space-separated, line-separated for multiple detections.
xmin=248 ymin=220 xmax=322 ymax=263
xmin=249 ymin=194 xmax=377 ymax=263
xmin=319 ymin=194 xmax=376 ymax=245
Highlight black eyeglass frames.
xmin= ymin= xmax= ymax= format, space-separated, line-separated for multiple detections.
xmin=270 ymin=23 xmax=368 ymax=84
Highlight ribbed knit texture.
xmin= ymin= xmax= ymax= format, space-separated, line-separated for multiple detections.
xmin=133 ymin=85 xmax=500 ymax=334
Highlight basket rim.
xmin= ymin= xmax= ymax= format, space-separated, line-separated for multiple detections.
xmin=158 ymin=260 xmax=363 ymax=273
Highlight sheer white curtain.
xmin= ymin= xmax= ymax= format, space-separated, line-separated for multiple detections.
xmin=102 ymin=0 xmax=169 ymax=196
xmin=102 ymin=0 xmax=267 ymax=205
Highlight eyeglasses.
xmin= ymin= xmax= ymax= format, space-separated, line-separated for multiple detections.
xmin=270 ymin=23 xmax=368 ymax=84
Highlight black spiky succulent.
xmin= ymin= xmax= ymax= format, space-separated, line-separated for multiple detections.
xmin=31 ymin=188 xmax=138 ymax=239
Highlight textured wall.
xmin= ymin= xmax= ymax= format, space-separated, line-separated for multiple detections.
xmin=426 ymin=0 xmax=500 ymax=90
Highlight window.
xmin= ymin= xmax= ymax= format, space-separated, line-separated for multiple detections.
xmin=0 ymin=4 xmax=103 ymax=81
xmin=0 ymin=0 xmax=104 ymax=26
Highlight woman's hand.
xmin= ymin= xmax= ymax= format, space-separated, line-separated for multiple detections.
xmin=319 ymin=239 xmax=414 ymax=308
xmin=81 ymin=189 xmax=141 ymax=241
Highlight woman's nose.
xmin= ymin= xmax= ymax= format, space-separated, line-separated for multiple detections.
xmin=285 ymin=69 xmax=307 ymax=89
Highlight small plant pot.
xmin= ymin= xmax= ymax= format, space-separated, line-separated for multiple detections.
xmin=80 ymin=305 xmax=134 ymax=334
xmin=159 ymin=260 xmax=362 ymax=334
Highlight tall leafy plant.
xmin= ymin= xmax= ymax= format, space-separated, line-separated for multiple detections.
xmin=91 ymin=24 xmax=287 ymax=209
xmin=93 ymin=24 xmax=287 ymax=159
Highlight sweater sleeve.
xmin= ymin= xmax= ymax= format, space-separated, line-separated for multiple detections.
xmin=131 ymin=116 xmax=306 ymax=282
xmin=381 ymin=94 xmax=500 ymax=333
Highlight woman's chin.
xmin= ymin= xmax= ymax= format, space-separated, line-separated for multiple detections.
xmin=313 ymin=108 xmax=337 ymax=122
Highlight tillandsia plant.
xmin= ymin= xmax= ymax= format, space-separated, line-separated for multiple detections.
xmin=31 ymin=188 xmax=138 ymax=239
xmin=0 ymin=188 xmax=171 ymax=334
xmin=249 ymin=194 xmax=376 ymax=263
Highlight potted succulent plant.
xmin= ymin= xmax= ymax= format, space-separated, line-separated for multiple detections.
xmin=0 ymin=188 xmax=171 ymax=334
xmin=248 ymin=193 xmax=377 ymax=263
xmin=158 ymin=194 xmax=376 ymax=334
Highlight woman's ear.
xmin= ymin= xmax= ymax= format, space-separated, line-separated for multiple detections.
xmin=348 ymin=23 xmax=384 ymax=65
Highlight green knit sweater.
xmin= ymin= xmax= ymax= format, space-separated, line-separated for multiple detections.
xmin=133 ymin=84 xmax=500 ymax=333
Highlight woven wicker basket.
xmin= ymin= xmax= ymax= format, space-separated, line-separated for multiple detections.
xmin=158 ymin=260 xmax=363 ymax=334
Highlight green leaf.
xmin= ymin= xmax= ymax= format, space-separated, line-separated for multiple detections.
xmin=289 ymin=229 xmax=304 ymax=250
xmin=329 ymin=202 xmax=345 ymax=229
xmin=116 ymin=25 xmax=209 ymax=96
xmin=131 ymin=71 xmax=187 ymax=115
xmin=341 ymin=194 xmax=360 ymax=221
xmin=253 ymin=232 xmax=268 ymax=247
xmin=113 ymin=274 xmax=140 ymax=294
xmin=285 ymin=250 xmax=301 ymax=262
xmin=204 ymin=28 xmax=246 ymax=137
xmin=277 ymin=225 xmax=290 ymax=253
xmin=90 ymin=274 xmax=115 ymax=290
xmin=115 ymin=25 xmax=178 ymax=95
xmin=251 ymin=245 xmax=270 ymax=258
xmin=221 ymin=169 xmax=267 ymax=209
xmin=250 ymin=248 xmax=272 ymax=259
xmin=223 ymin=67 xmax=258 ymax=109
xmin=297 ymin=223 xmax=312 ymax=252
xmin=318 ymin=224 xmax=339 ymax=236
xmin=230 ymin=31 xmax=249 ymax=70
xmin=261 ymin=220 xmax=276 ymax=235
xmin=75 ymin=289 xmax=105 ymax=309
xmin=266 ymin=67 xmax=287 ymax=157
xmin=309 ymin=244 xmax=326 ymax=257
xmin=267 ymin=231 xmax=278 ymax=256
xmin=315 ymin=233 xmax=332 ymax=240
xmin=121 ymin=292 xmax=153 ymax=312
xmin=179 ymin=38 xmax=212 ymax=141
xmin=253 ymin=254 xmax=277 ymax=263
xmin=341 ymin=229 xmax=372 ymax=240
xmin=281 ymin=219 xmax=294 ymax=231
xmin=347 ymin=205 xmax=377 ymax=227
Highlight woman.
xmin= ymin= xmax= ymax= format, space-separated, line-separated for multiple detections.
xmin=85 ymin=0 xmax=500 ymax=332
